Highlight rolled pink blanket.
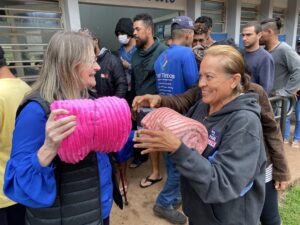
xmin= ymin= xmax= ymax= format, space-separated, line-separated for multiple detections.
xmin=50 ymin=97 xmax=132 ymax=163
xmin=141 ymin=107 xmax=208 ymax=154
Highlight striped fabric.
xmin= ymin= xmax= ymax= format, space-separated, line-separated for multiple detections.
xmin=142 ymin=107 xmax=208 ymax=154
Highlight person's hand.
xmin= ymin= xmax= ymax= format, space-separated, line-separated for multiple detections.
xmin=38 ymin=109 xmax=76 ymax=166
xmin=132 ymin=94 xmax=162 ymax=112
xmin=121 ymin=59 xmax=130 ymax=69
xmin=133 ymin=123 xmax=181 ymax=154
xmin=274 ymin=180 xmax=289 ymax=191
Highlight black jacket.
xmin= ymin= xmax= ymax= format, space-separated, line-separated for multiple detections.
xmin=95 ymin=48 xmax=127 ymax=98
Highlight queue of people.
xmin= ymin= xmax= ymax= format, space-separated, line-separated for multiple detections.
xmin=0 ymin=12 xmax=298 ymax=225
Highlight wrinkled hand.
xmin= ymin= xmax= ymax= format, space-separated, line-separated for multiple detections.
xmin=38 ymin=109 xmax=76 ymax=166
xmin=274 ymin=180 xmax=289 ymax=191
xmin=133 ymin=123 xmax=181 ymax=155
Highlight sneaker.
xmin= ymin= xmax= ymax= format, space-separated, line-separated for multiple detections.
xmin=292 ymin=140 xmax=300 ymax=148
xmin=172 ymin=202 xmax=182 ymax=210
xmin=153 ymin=204 xmax=187 ymax=224
xmin=283 ymin=138 xmax=289 ymax=144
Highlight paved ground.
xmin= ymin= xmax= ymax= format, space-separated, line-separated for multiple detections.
xmin=110 ymin=143 xmax=300 ymax=225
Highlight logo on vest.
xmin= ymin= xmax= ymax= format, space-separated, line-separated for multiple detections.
xmin=208 ymin=129 xmax=220 ymax=148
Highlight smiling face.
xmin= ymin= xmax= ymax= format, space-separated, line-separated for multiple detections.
xmin=77 ymin=46 xmax=100 ymax=89
xmin=199 ymin=55 xmax=240 ymax=110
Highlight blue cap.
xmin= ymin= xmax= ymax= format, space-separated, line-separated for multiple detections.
xmin=171 ymin=16 xmax=194 ymax=31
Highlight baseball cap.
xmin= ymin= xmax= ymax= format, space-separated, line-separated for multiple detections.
xmin=171 ymin=16 xmax=194 ymax=31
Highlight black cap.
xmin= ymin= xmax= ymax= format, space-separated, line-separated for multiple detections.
xmin=115 ymin=18 xmax=134 ymax=37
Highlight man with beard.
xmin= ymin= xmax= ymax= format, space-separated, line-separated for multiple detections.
xmin=242 ymin=22 xmax=274 ymax=95
xmin=260 ymin=17 xmax=300 ymax=97
xmin=129 ymin=13 xmax=167 ymax=169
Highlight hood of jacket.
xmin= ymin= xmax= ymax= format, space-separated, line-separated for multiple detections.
xmin=188 ymin=92 xmax=261 ymax=123
xmin=98 ymin=47 xmax=109 ymax=60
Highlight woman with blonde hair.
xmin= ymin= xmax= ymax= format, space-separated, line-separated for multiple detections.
xmin=4 ymin=31 xmax=122 ymax=225
xmin=134 ymin=45 xmax=266 ymax=225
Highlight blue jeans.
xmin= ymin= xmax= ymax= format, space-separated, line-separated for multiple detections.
xmin=156 ymin=153 xmax=181 ymax=208
xmin=284 ymin=98 xmax=300 ymax=141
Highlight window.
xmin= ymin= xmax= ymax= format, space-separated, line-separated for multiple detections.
xmin=201 ymin=0 xmax=225 ymax=32
xmin=240 ymin=3 xmax=259 ymax=31
xmin=0 ymin=0 xmax=63 ymax=83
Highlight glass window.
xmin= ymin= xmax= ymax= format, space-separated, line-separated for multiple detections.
xmin=201 ymin=0 xmax=225 ymax=33
xmin=0 ymin=0 xmax=63 ymax=82
xmin=240 ymin=3 xmax=259 ymax=32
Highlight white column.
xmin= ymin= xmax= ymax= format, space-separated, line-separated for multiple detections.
xmin=61 ymin=0 xmax=81 ymax=31
xmin=226 ymin=0 xmax=241 ymax=44
xmin=286 ymin=0 xmax=300 ymax=48
xmin=260 ymin=0 xmax=273 ymax=20
xmin=186 ymin=0 xmax=201 ymax=20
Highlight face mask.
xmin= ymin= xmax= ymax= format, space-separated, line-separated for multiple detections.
xmin=118 ymin=34 xmax=130 ymax=45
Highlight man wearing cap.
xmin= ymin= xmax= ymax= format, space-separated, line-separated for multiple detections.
xmin=151 ymin=16 xmax=198 ymax=225
xmin=0 ymin=46 xmax=31 ymax=225
xmin=115 ymin=18 xmax=137 ymax=105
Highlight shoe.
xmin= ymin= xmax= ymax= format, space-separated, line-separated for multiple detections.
xmin=283 ymin=138 xmax=289 ymax=144
xmin=140 ymin=176 xmax=163 ymax=188
xmin=172 ymin=202 xmax=182 ymax=210
xmin=292 ymin=140 xmax=300 ymax=148
xmin=153 ymin=204 xmax=187 ymax=224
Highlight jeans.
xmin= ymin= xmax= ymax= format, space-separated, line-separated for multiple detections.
xmin=156 ymin=153 xmax=181 ymax=208
xmin=284 ymin=98 xmax=300 ymax=141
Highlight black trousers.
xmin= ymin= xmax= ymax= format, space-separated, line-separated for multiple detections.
xmin=0 ymin=204 xmax=26 ymax=225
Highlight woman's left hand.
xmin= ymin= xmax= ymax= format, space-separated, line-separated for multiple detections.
xmin=274 ymin=180 xmax=289 ymax=191
xmin=133 ymin=123 xmax=182 ymax=155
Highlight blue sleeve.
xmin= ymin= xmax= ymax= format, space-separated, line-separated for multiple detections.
xmin=182 ymin=49 xmax=199 ymax=88
xmin=3 ymin=101 xmax=56 ymax=208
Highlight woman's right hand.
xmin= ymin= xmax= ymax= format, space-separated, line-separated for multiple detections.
xmin=37 ymin=109 xmax=76 ymax=166
xmin=131 ymin=94 xmax=162 ymax=120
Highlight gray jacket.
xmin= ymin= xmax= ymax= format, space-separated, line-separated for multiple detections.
xmin=170 ymin=92 xmax=266 ymax=225
xmin=270 ymin=42 xmax=300 ymax=96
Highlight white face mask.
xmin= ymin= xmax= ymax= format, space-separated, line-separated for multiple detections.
xmin=118 ymin=34 xmax=130 ymax=45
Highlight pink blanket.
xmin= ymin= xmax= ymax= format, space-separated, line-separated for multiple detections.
xmin=141 ymin=107 xmax=208 ymax=154
xmin=50 ymin=97 xmax=132 ymax=163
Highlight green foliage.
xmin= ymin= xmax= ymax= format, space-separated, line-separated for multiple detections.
xmin=279 ymin=186 xmax=300 ymax=225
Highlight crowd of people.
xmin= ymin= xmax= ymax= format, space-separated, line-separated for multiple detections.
xmin=0 ymin=12 xmax=299 ymax=225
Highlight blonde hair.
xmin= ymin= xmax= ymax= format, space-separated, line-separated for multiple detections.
xmin=203 ymin=45 xmax=249 ymax=93
xmin=29 ymin=31 xmax=94 ymax=102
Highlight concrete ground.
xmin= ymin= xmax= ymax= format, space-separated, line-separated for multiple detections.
xmin=110 ymin=144 xmax=300 ymax=225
